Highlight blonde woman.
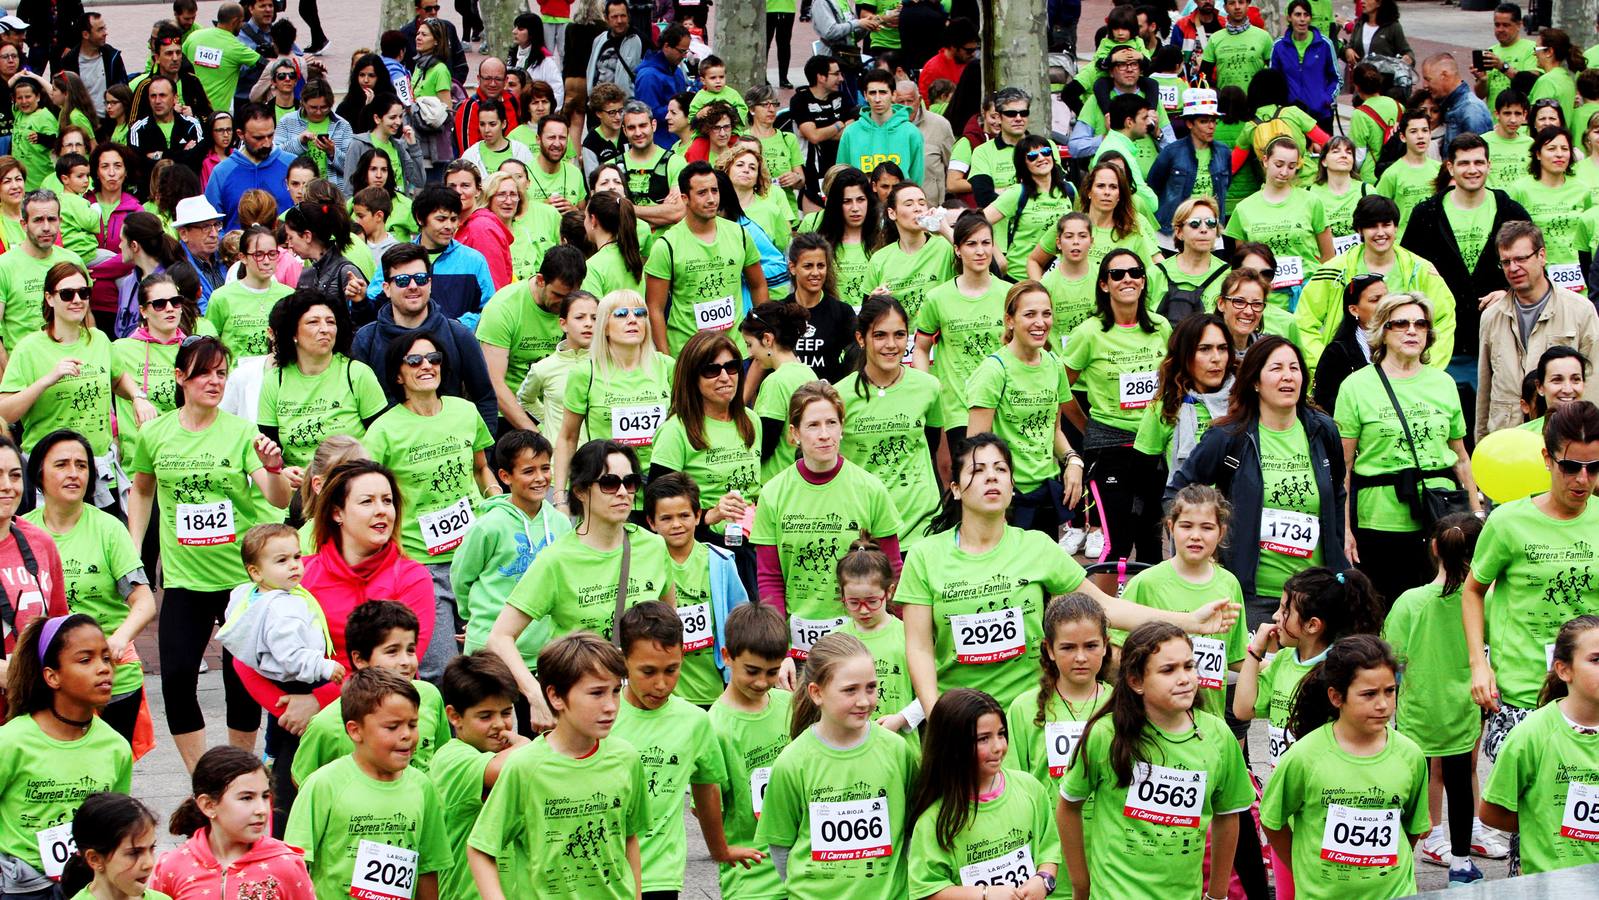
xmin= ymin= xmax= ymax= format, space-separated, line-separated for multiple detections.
xmin=478 ymin=171 xmax=543 ymax=284
xmin=717 ymin=142 xmax=794 ymax=252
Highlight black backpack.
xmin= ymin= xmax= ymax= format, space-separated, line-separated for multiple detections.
xmin=1155 ymin=261 xmax=1227 ymax=324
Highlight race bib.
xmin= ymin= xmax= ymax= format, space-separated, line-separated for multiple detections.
xmin=1124 ymin=763 xmax=1206 ymax=827
xmin=751 ymin=766 xmax=773 ymax=819
xmin=1260 ymin=508 xmax=1319 ymax=558
xmin=611 ymin=404 xmax=664 ymax=446
xmin=1561 ymin=782 xmax=1599 ymax=841
xmin=901 ymin=338 xmax=916 ymax=365
xmin=960 ymin=845 xmax=1036 ymax=888
xmin=678 ymin=602 xmax=713 ymax=652
xmin=1320 ymin=805 xmax=1400 ymax=867
xmin=1118 ymin=370 xmax=1158 ymax=410
xmin=1548 ymin=642 xmax=1557 ymax=671
xmin=1191 ymin=636 xmax=1227 ymax=689
xmin=1268 ymin=724 xmax=1293 ymax=768
xmin=949 ymin=607 xmax=1026 ymax=664
xmin=1332 ymin=233 xmax=1363 ymax=255
xmin=36 ymin=822 xmax=73 ymax=880
xmin=193 ymin=45 xmax=224 ymax=68
xmin=350 ymin=840 xmax=418 ymax=900
xmin=1158 ymin=84 xmax=1180 ymax=111
xmin=809 ymin=797 xmax=892 ymax=860
xmin=1045 ymin=720 xmax=1086 ymax=777
xmin=694 ymin=295 xmax=737 ymax=331
xmin=175 ymin=500 xmax=235 ymax=546
xmin=417 ymin=497 xmax=474 ymax=556
xmin=1271 ymin=256 xmax=1305 ymax=289
xmin=789 ymin=615 xmax=847 ymax=659
xmin=1550 ymin=262 xmax=1587 ymax=292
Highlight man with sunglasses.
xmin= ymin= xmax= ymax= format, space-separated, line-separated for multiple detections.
xmin=916 ymin=17 xmax=977 ymax=103
xmin=0 ymin=190 xmax=80 ymax=367
xmin=398 ymin=0 xmax=468 ymax=82
xmin=961 ymin=86 xmax=1072 ymax=208
xmin=1476 ymin=221 xmax=1599 ymax=437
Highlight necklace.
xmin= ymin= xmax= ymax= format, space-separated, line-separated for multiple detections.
xmin=1055 ymin=682 xmax=1101 ymax=718
xmin=50 ymin=706 xmax=93 ymax=733
xmin=866 ymin=365 xmax=903 ymax=398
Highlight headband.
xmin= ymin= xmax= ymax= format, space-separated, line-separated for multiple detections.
xmin=37 ymin=615 xmax=68 ymax=664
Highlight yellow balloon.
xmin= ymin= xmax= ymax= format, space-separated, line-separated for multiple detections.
xmin=1472 ymin=428 xmax=1548 ymax=504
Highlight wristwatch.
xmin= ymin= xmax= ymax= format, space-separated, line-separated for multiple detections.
xmin=1039 ymin=871 xmax=1057 ymax=895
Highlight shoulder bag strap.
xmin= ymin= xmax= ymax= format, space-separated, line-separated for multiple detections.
xmin=611 ymin=531 xmax=632 ymax=647
xmin=1197 ymin=263 xmax=1228 ymax=291
xmin=1374 ymin=365 xmax=1425 ymax=473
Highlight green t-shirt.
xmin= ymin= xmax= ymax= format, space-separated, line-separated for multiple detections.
xmin=897 ymin=526 xmax=1088 ymax=707
xmin=182 ymin=26 xmax=260 ymax=112
xmin=111 ymin=337 xmax=188 ymax=463
xmin=754 ymin=725 xmax=920 ymax=899
xmin=642 ymin=218 xmax=758 ymax=354
xmin=1382 ymin=582 xmax=1478 ymax=755
xmin=1306 ymin=182 xmax=1367 ymax=250
xmin=1040 ymin=267 xmax=1096 ymax=346
xmin=992 ymin=185 xmax=1076 ymax=281
xmin=581 ymin=241 xmax=645 ymax=300
xmin=22 ymin=506 xmax=144 ymax=695
xmin=453 ymin=496 xmax=571 ymax=666
xmin=708 ymin=690 xmax=791 ymax=900
xmin=612 ymin=695 xmax=728 ymax=892
xmin=476 ymin=282 xmax=566 ymax=393
xmin=1442 ymin=190 xmax=1497 ymax=271
xmin=1349 ymin=97 xmax=1399 ymax=183
xmin=1509 ymin=175 xmax=1594 ymax=266
xmin=1132 ymin=391 xmax=1219 ymax=467
xmin=412 ymin=61 xmax=452 ymax=100
xmin=127 ymin=409 xmax=271 ymax=591
xmin=0 ymin=246 xmax=90 ymax=350
xmin=652 ymin=411 xmax=762 ymax=526
xmin=745 ymin=191 xmax=795 ymax=256
xmin=750 ymin=459 xmax=901 ymax=621
xmin=1004 ymin=683 xmax=1109 ymax=799
xmin=0 ymin=329 xmax=114 ymax=454
xmin=370 ymin=135 xmax=406 ymax=190
xmin=833 ymin=240 xmax=872 ymax=309
xmin=1060 ymin=710 xmax=1255 ymax=896
xmin=1374 ymin=157 xmax=1441 ymax=234
xmin=362 ymin=397 xmax=495 ymax=563
xmin=915 ymin=276 xmax=1010 ymax=429
xmin=836 ymin=368 xmax=943 ymax=546
xmin=1147 ymin=256 xmax=1229 ymax=318
xmin=687 ymin=87 xmax=752 ymax=124
xmin=525 ymin=159 xmax=588 ymax=206
xmin=1121 ymin=560 xmax=1247 ymax=720
xmin=1255 ymin=418 xmax=1324 ymax=598
xmin=0 ymin=715 xmax=131 ymax=871
xmin=1483 ymin=129 xmax=1533 ymax=191
xmin=255 ymin=355 xmax=388 ymax=469
xmin=755 ymin=360 xmax=819 ymax=482
xmin=468 ymin=736 xmax=650 ymax=900
xmin=283 ymin=755 xmax=451 ymax=900
xmin=838 ymin=616 xmax=914 ymax=728
xmin=1254 ymin=647 xmax=1325 ymax=770
xmin=1259 ymin=724 xmax=1430 ymax=900
xmin=429 ymin=738 xmax=520 ymax=900
xmin=1224 ymin=189 xmax=1327 ymax=306
xmin=290 ymin=678 xmax=451 ymax=787
xmin=668 ymin=541 xmax=723 ymax=705
xmin=1083 ymin=224 xmax=1162 ymax=275
xmin=1202 ymin=25 xmax=1274 ymax=90
xmin=506 ymin=525 xmax=674 ymax=643
xmin=11 ymin=108 xmax=57 ymax=191
xmin=1333 ymin=365 xmax=1466 ymax=532
xmin=1481 ymin=701 xmax=1599 ymax=874
xmin=1530 ymin=68 xmax=1579 ymax=138
xmin=564 ymin=353 xmax=675 ymax=477
xmin=967 ymin=347 xmax=1072 ymax=493
xmin=1062 ymin=314 xmax=1173 ymax=434
xmin=1484 ymin=39 xmax=1539 ymax=109
xmin=206 ymin=279 xmax=292 ymax=361
xmin=756 ymin=130 xmax=803 ymax=213
xmin=867 ymin=237 xmax=957 ymax=326
xmin=907 ymin=771 xmax=1063 ymax=898
xmin=1470 ymin=495 xmax=1599 ymax=709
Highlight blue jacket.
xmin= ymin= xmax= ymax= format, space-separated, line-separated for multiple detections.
xmin=1269 ymin=28 xmax=1340 ymax=121
xmin=205 ymin=149 xmax=298 ymax=232
xmin=1147 ymin=136 xmax=1234 ymax=231
xmin=350 ymin=301 xmax=498 ymax=432
xmin=707 ymin=544 xmax=750 ymax=683
xmin=364 ymin=239 xmax=495 ymax=322
xmin=634 ymin=51 xmax=687 ymax=148
xmin=1440 ymin=81 xmax=1493 ymax=149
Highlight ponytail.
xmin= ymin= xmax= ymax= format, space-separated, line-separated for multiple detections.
xmin=1286 ymin=634 xmax=1398 ymax=740
xmin=1429 ymin=512 xmax=1481 ymax=599
xmin=1281 ymin=567 xmax=1383 ymax=644
xmin=171 ymin=746 xmax=269 ymax=837
xmin=588 ymin=191 xmax=644 ymax=282
xmin=837 ymin=537 xmax=895 ymax=594
xmin=790 ymin=631 xmax=873 ymax=740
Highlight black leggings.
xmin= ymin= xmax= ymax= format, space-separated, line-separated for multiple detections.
xmin=456 ymin=0 xmax=484 ymax=41
xmin=1438 ymin=751 xmax=1474 ymax=858
xmin=1084 ymin=443 xmax=1164 ymax=563
xmin=1353 ymin=526 xmax=1431 ymax=609
xmin=267 ymin=719 xmax=300 ymax=839
xmin=298 ymin=0 xmax=328 ymax=47
xmin=765 ymin=13 xmax=795 ymax=82
xmin=158 ymin=586 xmax=261 ymax=735
xmin=100 ymin=688 xmax=143 ymax=746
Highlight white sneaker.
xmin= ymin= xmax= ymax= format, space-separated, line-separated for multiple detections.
xmin=1416 ymin=831 xmax=1449 ymax=867
xmin=1059 ymin=526 xmax=1087 ymax=555
xmin=1471 ymin=823 xmax=1510 ymax=859
xmin=1084 ymin=530 xmax=1105 ymax=560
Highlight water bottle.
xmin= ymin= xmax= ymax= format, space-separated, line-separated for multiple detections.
xmin=724 ymin=490 xmax=744 ymax=546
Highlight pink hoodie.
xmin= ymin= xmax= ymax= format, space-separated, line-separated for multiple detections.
xmin=149 ymin=830 xmax=315 ymax=900
xmin=456 ymin=205 xmax=514 ymax=290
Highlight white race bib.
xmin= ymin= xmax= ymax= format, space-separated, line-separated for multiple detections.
xmin=175 ymin=500 xmax=235 ymax=546
xmin=611 ymin=403 xmax=664 ymax=446
xmin=1550 ymin=262 xmax=1587 ymax=292
xmin=1548 ymin=642 xmax=1558 ymax=671
xmin=1158 ymin=84 xmax=1180 ymax=110
xmin=1045 ymin=720 xmax=1086 ymax=777
xmin=1124 ymin=763 xmax=1206 ymax=827
xmin=35 ymin=822 xmax=73 ymax=880
xmin=417 ymin=497 xmax=474 ymax=556
xmin=1561 ymin=782 xmax=1599 ymax=842
xmin=949 ymin=607 xmax=1026 ymax=664
xmin=349 ymin=840 xmax=418 ymax=900
xmin=193 ymin=45 xmax=224 ymax=68
xmin=1118 ymin=370 xmax=1158 ymax=410
xmin=1259 ymin=508 xmax=1319 ymax=558
xmin=809 ymin=797 xmax=892 ymax=860
xmin=1332 ymin=233 xmax=1363 ymax=255
xmin=1268 ymin=724 xmax=1294 ymax=768
xmin=1192 ymin=636 xmax=1227 ymax=689
xmin=959 ymin=845 xmax=1036 ymax=887
xmin=1320 ymin=805 xmax=1401 ymax=867
xmin=678 ymin=602 xmax=713 ymax=652
xmin=693 ymin=295 xmax=737 ymax=331
xmin=1271 ymin=256 xmax=1305 ymax=289
xmin=788 ymin=615 xmax=847 ymax=659
xmin=751 ymin=766 xmax=773 ymax=819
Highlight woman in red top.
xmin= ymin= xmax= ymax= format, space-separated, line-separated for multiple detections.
xmin=0 ymin=433 xmax=69 ymax=704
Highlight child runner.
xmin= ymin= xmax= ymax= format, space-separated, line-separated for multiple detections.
xmin=150 ymin=746 xmax=313 ymax=898
xmin=1259 ymin=635 xmax=1432 ymax=897
xmin=1004 ymin=593 xmax=1112 ymax=799
xmin=59 ymin=793 xmax=166 ymax=900
xmin=834 ymin=539 xmax=920 ymax=740
xmin=908 ymin=688 xmax=1062 ymax=897
xmin=218 ymin=524 xmax=344 ymax=694
xmin=1059 ymin=621 xmax=1254 ymax=900
xmin=756 ymin=631 xmax=920 ymax=900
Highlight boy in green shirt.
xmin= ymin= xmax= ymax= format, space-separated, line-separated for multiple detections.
xmin=1483 ymin=90 xmax=1533 ymax=191
xmin=1376 ymin=108 xmax=1441 ymax=234
xmin=283 ymin=667 xmax=451 ymax=900
xmin=686 ymin=56 xmax=751 ymax=125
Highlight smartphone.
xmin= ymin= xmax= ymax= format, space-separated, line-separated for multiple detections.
xmin=1472 ymin=49 xmax=1487 ymax=70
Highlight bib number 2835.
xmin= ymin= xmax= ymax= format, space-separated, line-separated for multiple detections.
xmin=350 ymin=840 xmax=418 ymax=900
xmin=809 ymin=797 xmax=892 ymax=861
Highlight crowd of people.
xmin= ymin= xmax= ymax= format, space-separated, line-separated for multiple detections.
xmin=0 ymin=0 xmax=1596 ymax=898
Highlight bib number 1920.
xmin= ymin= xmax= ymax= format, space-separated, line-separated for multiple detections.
xmin=418 ymin=497 xmax=474 ymax=556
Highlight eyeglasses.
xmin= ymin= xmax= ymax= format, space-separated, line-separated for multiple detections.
xmin=401 ymin=351 xmax=444 ymax=367
xmin=698 ymin=359 xmax=741 ymax=379
xmin=843 ymin=593 xmax=887 ymax=611
xmin=1384 ymin=317 xmax=1431 ymax=332
xmin=142 ymin=296 xmax=180 ymax=310
xmin=599 ymin=106 xmax=624 ymax=116
xmin=1224 ymin=295 xmax=1267 ymax=312
xmin=52 ymin=287 xmax=91 ymax=301
xmin=1025 ymin=147 xmax=1053 ymax=161
xmin=1182 ymin=217 xmax=1219 ymax=230
xmin=388 ymin=272 xmax=431 ymax=287
xmin=998 ymin=108 xmax=1029 ymax=118
xmin=248 ymin=248 xmax=280 ymax=261
xmin=1111 ymin=59 xmax=1142 ymax=69
xmin=959 ymin=44 xmax=979 ymax=54
xmin=1244 ymin=266 xmax=1276 ymax=280
xmin=709 ymin=123 xmax=733 ymax=132
xmin=1106 ymin=266 xmax=1145 ymax=281
xmin=1498 ymin=250 xmax=1538 ymax=270
xmin=612 ymin=306 xmax=649 ymax=319
xmin=756 ymin=100 xmax=779 ymax=108
xmin=595 ymin=473 xmax=643 ymax=494
xmin=274 ymin=71 xmax=296 ymax=81
xmin=1555 ymin=457 xmax=1599 ymax=475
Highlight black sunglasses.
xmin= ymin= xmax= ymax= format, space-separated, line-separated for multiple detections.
xmin=1106 ymin=266 xmax=1145 ymax=281
xmin=698 ymin=359 xmax=741 ymax=379
xmin=402 ymin=351 xmax=444 ymax=367
xmin=142 ymin=296 xmax=180 ymax=310
xmin=53 ymin=287 xmax=92 ymax=301
xmin=389 ymin=272 xmax=431 ymax=287
xmin=1555 ymin=457 xmax=1599 ymax=476
xmin=595 ymin=473 xmax=643 ymax=494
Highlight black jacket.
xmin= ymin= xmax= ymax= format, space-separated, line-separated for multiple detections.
xmin=1311 ymin=313 xmax=1370 ymax=415
xmin=126 ymin=112 xmax=204 ymax=173
xmin=351 ymin=303 xmax=497 ymax=433
xmin=1400 ymin=189 xmax=1528 ymax=361
xmin=55 ymin=43 xmax=130 ymax=90
xmin=1166 ymin=407 xmax=1348 ymax=601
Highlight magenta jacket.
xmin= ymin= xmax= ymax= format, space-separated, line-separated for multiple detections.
xmin=150 ymin=830 xmax=315 ymax=900
xmin=89 ymin=191 xmax=143 ymax=315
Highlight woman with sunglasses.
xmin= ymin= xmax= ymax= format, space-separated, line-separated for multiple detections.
xmin=1335 ymin=292 xmax=1479 ymax=605
xmin=1028 ymin=161 xmax=1160 ymax=278
xmin=364 ymin=329 xmax=497 ymax=680
xmin=983 ymin=136 xmax=1075 ymax=281
xmin=1311 ymin=272 xmax=1387 ymax=414
xmin=128 ymin=334 xmax=292 ymax=770
xmin=1509 ymin=126 xmax=1593 ymax=294
xmin=205 ymin=225 xmax=291 ymax=363
xmin=1062 ymin=249 xmax=1171 ymax=564
xmin=552 ymin=290 xmax=675 ymax=517
xmin=1223 ymin=137 xmax=1333 ymax=310
xmin=1530 ymin=29 xmax=1584 ymax=136
xmin=258 ymin=289 xmax=387 ymax=470
xmin=0 ymin=263 xmax=156 ymax=511
xmin=112 ymin=272 xmax=207 ymax=479
xmin=1148 ymin=196 xmax=1228 ymax=319
xmin=1307 ymin=136 xmax=1368 ymax=251
xmin=1521 ymin=345 xmax=1589 ymax=435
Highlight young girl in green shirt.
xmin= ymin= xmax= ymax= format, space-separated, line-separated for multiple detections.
xmin=61 ymin=793 xmax=170 ymax=900
xmin=1003 ymin=593 xmax=1111 ymax=797
xmin=835 ymin=540 xmax=918 ymax=739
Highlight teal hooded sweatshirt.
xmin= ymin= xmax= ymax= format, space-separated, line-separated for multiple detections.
xmin=836 ymin=104 xmax=925 ymax=185
xmin=449 ymin=493 xmax=573 ymax=665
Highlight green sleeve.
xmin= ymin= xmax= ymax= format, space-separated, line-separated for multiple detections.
xmin=1060 ymin=323 xmax=1092 ymax=372
xmin=1211 ymin=728 xmax=1257 ymax=814
xmin=1402 ymin=744 xmax=1432 ymax=836
xmin=1468 ymin=512 xmax=1510 ymax=585
xmin=750 ymin=489 xmax=779 ymax=544
xmin=449 ymin=516 xmax=489 ymax=603
xmin=966 ymin=356 xmax=1004 ymax=409
xmin=690 ymin=715 xmax=728 ymax=785
xmin=505 ymin=553 xmax=557 ymax=619
xmin=467 ymin=755 xmax=522 ymax=856
xmin=105 ymin=523 xmax=143 ymax=581
xmin=1059 ymin=722 xmax=1101 ymax=800
xmin=1376 ymin=166 xmax=1399 ymax=200
xmin=1256 ymin=739 xmax=1300 ymax=829
xmin=1253 ymin=656 xmax=1276 ymax=719
xmin=475 ymin=286 xmax=520 ymax=349
xmin=643 ymin=233 xmax=674 ymax=281
xmin=1042 ymin=539 xmax=1087 ymax=595
xmin=753 ymin=752 xmax=801 ymax=848
xmin=650 ymin=417 xmax=687 ymax=469
xmin=282 ymin=778 xmax=321 ymax=862
xmin=626 ymin=752 xmax=651 ymax=835
xmin=1479 ymin=727 xmax=1528 ymax=811
xmin=867 ymin=478 xmax=902 ymax=537
xmin=1223 ymin=206 xmax=1247 ymax=242
xmin=128 ymin=418 xmax=156 ymax=475
xmin=1131 ymin=402 xmax=1170 ymax=456
xmin=992 ymin=185 xmax=1022 ymax=218
xmin=229 ymin=40 xmax=261 ymax=68
xmin=0 ymin=342 xmax=36 ymax=392
xmin=894 ymin=545 xmax=932 ymax=607
xmin=256 ymin=367 xmax=281 ymax=427
xmin=290 ymin=714 xmax=341 ymax=786
xmin=564 ymin=360 xmax=592 ymax=415
xmin=913 ymin=289 xmax=941 ymax=335
xmin=472 ymin=408 xmax=495 ymax=452
xmin=1382 ymin=593 xmax=1415 ymax=661
xmin=906 ymin=806 xmax=959 ymax=895
xmin=350 ymin=361 xmax=388 ymax=418
xmin=1332 ymin=380 xmax=1363 ymax=439
xmin=1031 ymin=776 xmax=1063 ymax=865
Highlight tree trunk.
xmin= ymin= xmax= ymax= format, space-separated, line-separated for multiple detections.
xmin=716 ymin=0 xmax=769 ymax=96
xmin=983 ymin=0 xmax=1050 ymax=125
xmin=481 ymin=0 xmax=523 ymax=58
xmin=380 ymin=0 xmax=412 ymax=34
xmin=1551 ymin=0 xmax=1597 ymax=43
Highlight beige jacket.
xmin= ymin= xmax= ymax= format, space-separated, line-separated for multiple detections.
xmin=913 ymin=108 xmax=955 ymax=207
xmin=1475 ymin=283 xmax=1599 ymax=439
